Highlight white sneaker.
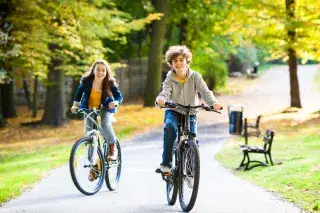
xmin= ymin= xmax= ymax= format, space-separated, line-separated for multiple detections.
xmin=160 ymin=165 xmax=171 ymax=173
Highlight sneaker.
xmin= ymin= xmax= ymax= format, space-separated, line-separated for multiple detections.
xmin=155 ymin=165 xmax=171 ymax=174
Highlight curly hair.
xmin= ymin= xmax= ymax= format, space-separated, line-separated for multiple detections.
xmin=165 ymin=45 xmax=192 ymax=67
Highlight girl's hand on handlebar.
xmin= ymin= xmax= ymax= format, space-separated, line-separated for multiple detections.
xmin=71 ymin=106 xmax=78 ymax=113
xmin=71 ymin=101 xmax=80 ymax=113
xmin=108 ymin=101 xmax=119 ymax=109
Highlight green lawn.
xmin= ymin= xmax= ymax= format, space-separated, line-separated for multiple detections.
xmin=0 ymin=105 xmax=164 ymax=205
xmin=0 ymin=143 xmax=71 ymax=203
xmin=216 ymin=117 xmax=320 ymax=213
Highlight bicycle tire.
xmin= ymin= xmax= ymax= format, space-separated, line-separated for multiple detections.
xmin=179 ymin=139 xmax=200 ymax=212
xmin=69 ymin=137 xmax=105 ymax=195
xmin=105 ymin=139 xmax=122 ymax=191
xmin=166 ymin=149 xmax=178 ymax=205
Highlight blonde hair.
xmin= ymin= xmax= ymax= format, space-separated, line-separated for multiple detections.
xmin=165 ymin=45 xmax=192 ymax=67
xmin=82 ymin=59 xmax=116 ymax=97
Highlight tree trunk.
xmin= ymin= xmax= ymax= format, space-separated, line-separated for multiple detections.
xmin=32 ymin=76 xmax=38 ymax=117
xmin=69 ymin=76 xmax=79 ymax=108
xmin=179 ymin=18 xmax=188 ymax=45
xmin=144 ymin=0 xmax=168 ymax=106
xmin=23 ymin=79 xmax=33 ymax=110
xmin=0 ymin=87 xmax=6 ymax=128
xmin=286 ymin=0 xmax=301 ymax=108
xmin=1 ymin=81 xmax=16 ymax=118
xmin=42 ymin=45 xmax=66 ymax=126
xmin=288 ymin=48 xmax=301 ymax=107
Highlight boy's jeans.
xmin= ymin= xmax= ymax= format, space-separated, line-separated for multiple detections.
xmin=162 ymin=110 xmax=197 ymax=167
xmin=84 ymin=110 xmax=117 ymax=144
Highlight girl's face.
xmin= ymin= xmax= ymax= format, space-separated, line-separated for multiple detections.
xmin=172 ymin=55 xmax=188 ymax=74
xmin=94 ymin=63 xmax=107 ymax=80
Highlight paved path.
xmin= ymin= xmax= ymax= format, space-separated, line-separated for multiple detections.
xmin=1 ymin=65 xmax=319 ymax=213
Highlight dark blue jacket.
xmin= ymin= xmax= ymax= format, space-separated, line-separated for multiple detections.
xmin=74 ymin=77 xmax=123 ymax=113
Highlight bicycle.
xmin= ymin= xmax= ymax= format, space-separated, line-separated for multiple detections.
xmin=69 ymin=108 xmax=122 ymax=195
xmin=158 ymin=102 xmax=221 ymax=212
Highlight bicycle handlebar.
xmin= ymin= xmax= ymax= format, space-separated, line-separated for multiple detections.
xmin=160 ymin=102 xmax=223 ymax=114
xmin=73 ymin=104 xmax=118 ymax=115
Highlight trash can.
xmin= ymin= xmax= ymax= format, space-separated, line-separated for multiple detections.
xmin=228 ymin=105 xmax=243 ymax=135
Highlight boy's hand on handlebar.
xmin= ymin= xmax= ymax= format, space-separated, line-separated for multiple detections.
xmin=156 ymin=97 xmax=166 ymax=107
xmin=212 ymin=103 xmax=223 ymax=111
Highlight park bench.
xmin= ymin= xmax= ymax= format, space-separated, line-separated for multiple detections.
xmin=238 ymin=129 xmax=275 ymax=171
xmin=246 ymin=67 xmax=258 ymax=78
xmin=243 ymin=115 xmax=261 ymax=144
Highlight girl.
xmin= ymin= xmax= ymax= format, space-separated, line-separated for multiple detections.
xmin=71 ymin=59 xmax=123 ymax=163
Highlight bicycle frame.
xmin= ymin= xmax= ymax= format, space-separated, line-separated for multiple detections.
xmin=77 ymin=109 xmax=112 ymax=166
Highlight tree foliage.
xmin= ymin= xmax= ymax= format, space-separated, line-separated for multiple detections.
xmin=226 ymin=0 xmax=320 ymax=107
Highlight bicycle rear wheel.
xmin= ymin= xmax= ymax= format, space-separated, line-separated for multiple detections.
xmin=166 ymin=149 xmax=178 ymax=205
xmin=105 ymin=139 xmax=122 ymax=191
xmin=179 ymin=140 xmax=200 ymax=212
xmin=69 ymin=137 xmax=105 ymax=195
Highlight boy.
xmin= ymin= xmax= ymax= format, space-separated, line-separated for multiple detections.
xmin=155 ymin=45 xmax=222 ymax=173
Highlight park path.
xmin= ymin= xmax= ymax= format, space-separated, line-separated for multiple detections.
xmin=1 ymin=65 xmax=319 ymax=213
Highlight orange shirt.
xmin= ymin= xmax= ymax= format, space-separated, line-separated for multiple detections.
xmin=88 ymin=89 xmax=101 ymax=109
xmin=175 ymin=74 xmax=187 ymax=84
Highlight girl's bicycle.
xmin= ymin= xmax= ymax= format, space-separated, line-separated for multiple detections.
xmin=69 ymin=108 xmax=121 ymax=195
xmin=159 ymin=102 xmax=221 ymax=212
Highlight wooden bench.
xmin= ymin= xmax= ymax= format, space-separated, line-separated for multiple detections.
xmin=244 ymin=115 xmax=261 ymax=145
xmin=239 ymin=129 xmax=275 ymax=170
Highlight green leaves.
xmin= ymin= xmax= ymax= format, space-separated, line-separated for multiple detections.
xmin=5 ymin=0 xmax=160 ymax=81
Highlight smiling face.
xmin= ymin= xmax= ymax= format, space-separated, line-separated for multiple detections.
xmin=172 ymin=55 xmax=188 ymax=75
xmin=94 ymin=63 xmax=107 ymax=80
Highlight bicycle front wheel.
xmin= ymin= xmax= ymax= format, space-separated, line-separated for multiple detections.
xmin=179 ymin=140 xmax=200 ymax=212
xmin=69 ymin=137 xmax=105 ymax=195
xmin=105 ymin=139 xmax=122 ymax=191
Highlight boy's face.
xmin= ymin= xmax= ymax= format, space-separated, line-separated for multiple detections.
xmin=172 ymin=55 xmax=188 ymax=74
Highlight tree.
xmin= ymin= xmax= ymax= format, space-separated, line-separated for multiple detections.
xmin=144 ymin=0 xmax=168 ymax=106
xmin=7 ymin=0 xmax=160 ymax=126
xmin=229 ymin=0 xmax=320 ymax=108
xmin=164 ymin=0 xmax=236 ymax=90
xmin=0 ymin=0 xmax=18 ymax=119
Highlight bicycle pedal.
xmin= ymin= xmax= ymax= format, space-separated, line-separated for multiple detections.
xmin=155 ymin=168 xmax=162 ymax=173
xmin=163 ymin=172 xmax=171 ymax=176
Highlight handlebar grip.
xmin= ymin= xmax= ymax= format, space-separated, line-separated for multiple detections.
xmin=165 ymin=102 xmax=177 ymax=108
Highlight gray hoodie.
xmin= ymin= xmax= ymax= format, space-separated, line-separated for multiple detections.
xmin=156 ymin=69 xmax=218 ymax=115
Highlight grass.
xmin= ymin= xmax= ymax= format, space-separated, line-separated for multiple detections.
xmin=216 ymin=113 xmax=320 ymax=213
xmin=0 ymin=103 xmax=164 ymax=205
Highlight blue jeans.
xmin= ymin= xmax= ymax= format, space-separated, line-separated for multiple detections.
xmin=162 ymin=110 xmax=197 ymax=167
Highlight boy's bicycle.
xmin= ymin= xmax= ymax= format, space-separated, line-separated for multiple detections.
xmin=158 ymin=102 xmax=221 ymax=212
xmin=69 ymin=108 xmax=121 ymax=195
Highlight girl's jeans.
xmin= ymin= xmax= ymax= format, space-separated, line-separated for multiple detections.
xmin=162 ymin=110 xmax=197 ymax=167
xmin=84 ymin=110 xmax=117 ymax=144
